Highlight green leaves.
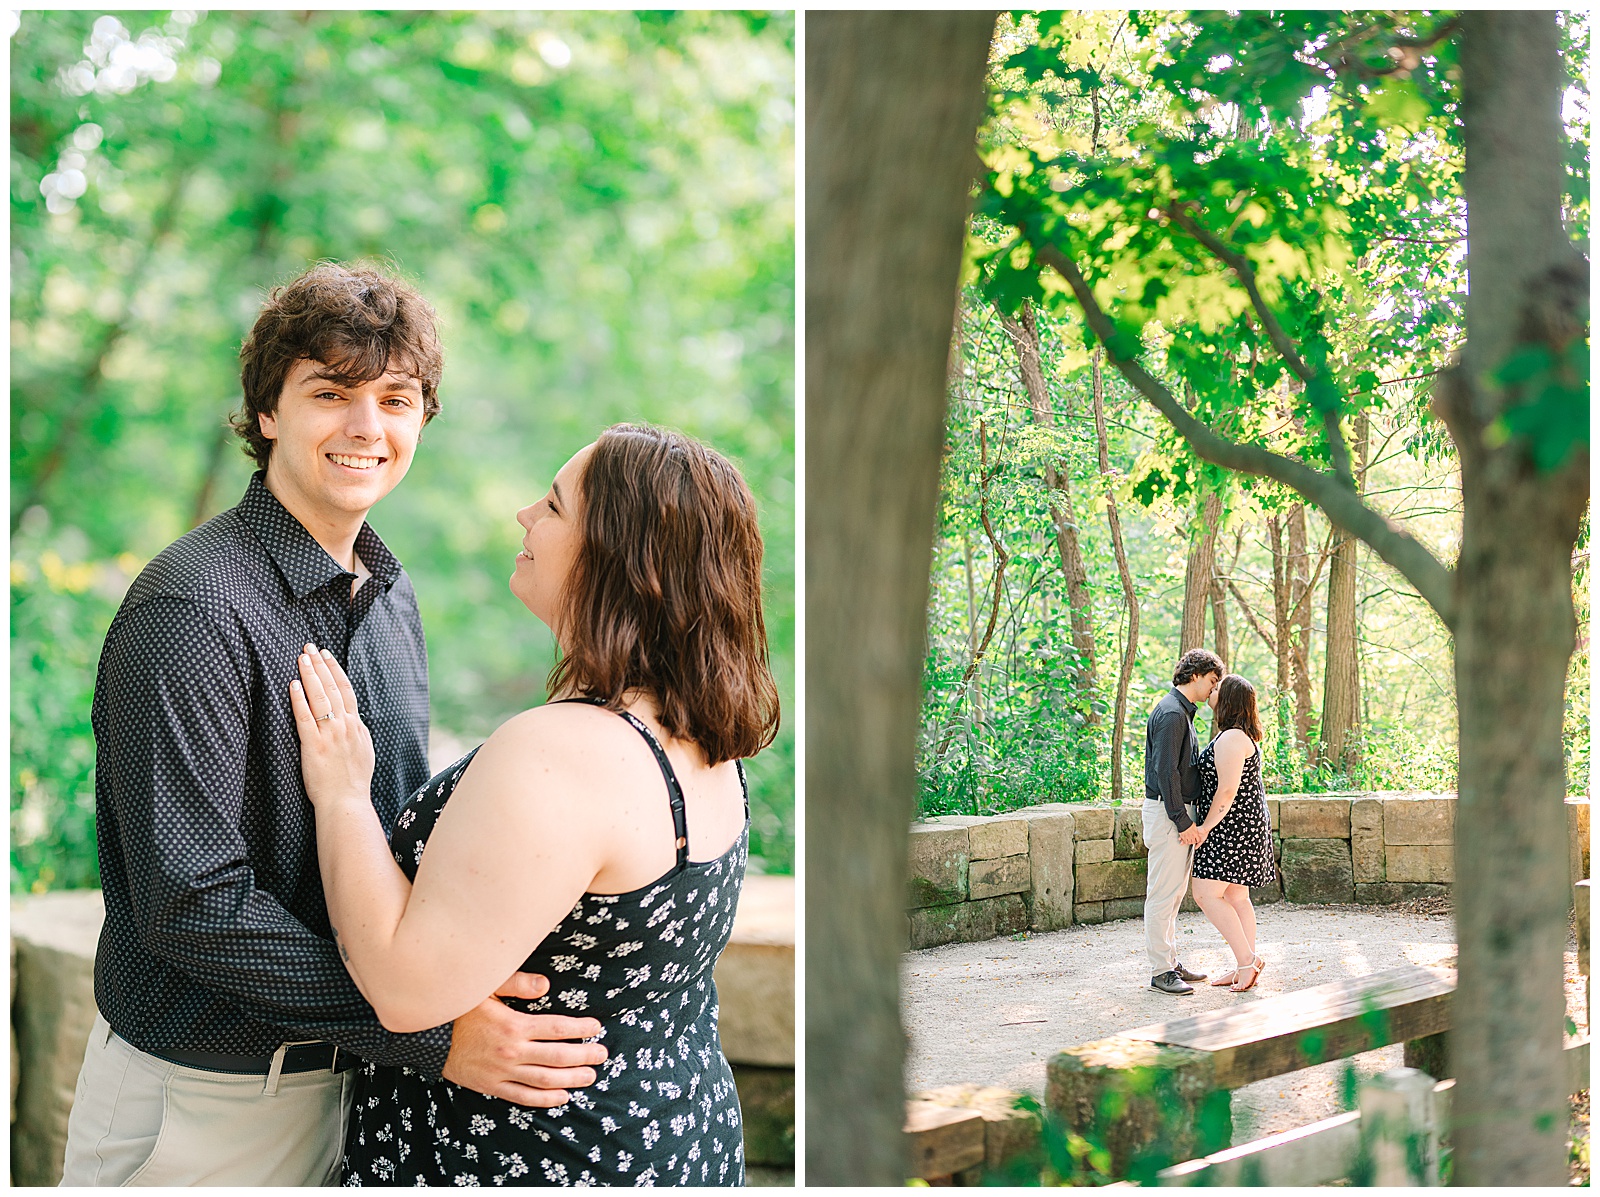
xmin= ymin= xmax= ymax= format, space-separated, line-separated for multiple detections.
xmin=1363 ymin=78 xmax=1432 ymax=132
xmin=1003 ymin=42 xmax=1101 ymax=92
xmin=1489 ymin=340 xmax=1591 ymax=472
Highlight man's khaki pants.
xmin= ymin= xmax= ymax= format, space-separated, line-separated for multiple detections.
xmin=59 ymin=1014 xmax=355 ymax=1186
xmin=1143 ymin=799 xmax=1196 ymax=975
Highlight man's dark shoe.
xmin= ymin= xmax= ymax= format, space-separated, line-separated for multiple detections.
xmin=1150 ymin=970 xmax=1195 ymax=995
xmin=1173 ymin=961 xmax=1207 ymax=983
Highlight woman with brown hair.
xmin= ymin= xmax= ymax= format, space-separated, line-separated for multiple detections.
xmin=288 ymin=423 xmax=779 ymax=1185
xmin=1190 ymin=674 xmax=1276 ymax=993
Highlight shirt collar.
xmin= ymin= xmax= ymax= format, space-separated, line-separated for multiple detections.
xmin=235 ymin=471 xmax=402 ymax=599
xmin=1170 ymin=686 xmax=1197 ymax=717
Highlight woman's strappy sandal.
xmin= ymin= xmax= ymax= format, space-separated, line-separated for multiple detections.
xmin=1231 ymin=954 xmax=1266 ymax=992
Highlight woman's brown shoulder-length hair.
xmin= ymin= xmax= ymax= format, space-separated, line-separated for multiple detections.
xmin=1213 ymin=674 xmax=1263 ymax=742
xmin=547 ymin=423 xmax=781 ymax=763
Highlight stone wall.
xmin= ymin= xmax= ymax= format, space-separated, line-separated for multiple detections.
xmin=11 ymin=879 xmax=794 ymax=1185
xmin=907 ymin=794 xmax=1591 ymax=950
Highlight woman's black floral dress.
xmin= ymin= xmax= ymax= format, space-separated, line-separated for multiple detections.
xmin=1192 ymin=735 xmax=1276 ymax=887
xmin=341 ymin=707 xmax=748 ymax=1186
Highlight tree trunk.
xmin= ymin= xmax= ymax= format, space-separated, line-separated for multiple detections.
xmin=1092 ymin=349 xmax=1138 ymax=804
xmin=1210 ymin=571 xmax=1230 ymax=668
xmin=935 ymin=422 xmax=1009 ymax=758
xmin=1442 ymin=12 xmax=1589 ymax=1185
xmin=1287 ymin=503 xmax=1315 ymax=751
xmin=1002 ymin=300 xmax=1097 ymax=705
xmin=1319 ymin=529 xmax=1360 ymax=771
xmin=805 ymin=12 xmax=994 ymax=1185
xmin=1269 ymin=514 xmax=1292 ymax=696
xmin=1181 ymin=490 xmax=1221 ymax=652
xmin=1319 ymin=414 xmax=1370 ymax=772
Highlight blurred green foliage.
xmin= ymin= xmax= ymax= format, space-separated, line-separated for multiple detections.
xmin=11 ymin=10 xmax=795 ymax=890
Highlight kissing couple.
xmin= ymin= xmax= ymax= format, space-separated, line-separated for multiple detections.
xmin=1143 ymin=648 xmax=1277 ymax=996
xmin=60 ymin=262 xmax=779 ymax=1186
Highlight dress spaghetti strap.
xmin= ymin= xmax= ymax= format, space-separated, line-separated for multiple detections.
xmin=549 ymin=696 xmax=691 ymax=870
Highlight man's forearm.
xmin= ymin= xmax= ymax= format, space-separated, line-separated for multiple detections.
xmin=134 ymin=874 xmax=454 ymax=1073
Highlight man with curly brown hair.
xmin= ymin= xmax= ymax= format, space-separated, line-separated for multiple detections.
xmin=61 ymin=263 xmax=605 ymax=1185
xmin=1142 ymin=647 xmax=1225 ymax=995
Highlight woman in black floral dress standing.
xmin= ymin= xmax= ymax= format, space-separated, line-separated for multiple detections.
xmin=288 ymin=424 xmax=779 ymax=1184
xmin=1190 ymin=674 xmax=1275 ymax=993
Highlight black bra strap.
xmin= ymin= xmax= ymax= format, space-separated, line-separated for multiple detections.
xmin=615 ymin=710 xmax=691 ymax=870
xmin=548 ymin=697 xmax=744 ymax=868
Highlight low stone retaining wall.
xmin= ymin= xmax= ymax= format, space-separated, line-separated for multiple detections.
xmin=908 ymin=794 xmax=1590 ymax=950
xmin=10 ymin=878 xmax=794 ymax=1185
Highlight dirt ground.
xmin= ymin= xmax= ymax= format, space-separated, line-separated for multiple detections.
xmin=903 ymin=902 xmax=1587 ymax=1145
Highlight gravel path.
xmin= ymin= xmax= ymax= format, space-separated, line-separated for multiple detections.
xmin=903 ymin=903 xmax=1585 ymax=1144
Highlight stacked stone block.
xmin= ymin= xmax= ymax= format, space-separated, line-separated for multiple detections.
xmin=1279 ymin=793 xmax=1356 ymax=904
xmin=908 ymin=818 xmax=1017 ymax=949
xmin=906 ymin=794 xmax=1589 ymax=950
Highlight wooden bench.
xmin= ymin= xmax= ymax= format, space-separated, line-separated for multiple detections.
xmin=903 ymin=1084 xmax=1044 ymax=1184
xmin=903 ymin=1101 xmax=986 ymax=1183
xmin=1120 ymin=963 xmax=1454 ymax=1088
xmin=1046 ymin=963 xmax=1457 ymax=1177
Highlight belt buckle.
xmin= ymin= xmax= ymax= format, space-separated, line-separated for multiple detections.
xmin=265 ymin=1039 xmax=330 ymax=1096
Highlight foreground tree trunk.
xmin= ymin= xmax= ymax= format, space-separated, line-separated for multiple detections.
xmin=806 ymin=12 xmax=995 ymax=1185
xmin=1003 ymin=300 xmax=1098 ymax=704
xmin=1440 ymin=13 xmax=1588 ymax=1185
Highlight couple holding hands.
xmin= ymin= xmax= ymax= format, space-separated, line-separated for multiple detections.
xmin=1142 ymin=648 xmax=1277 ymax=996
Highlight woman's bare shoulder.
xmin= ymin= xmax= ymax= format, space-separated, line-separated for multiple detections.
xmin=468 ymin=702 xmax=639 ymax=789
xmin=1216 ymin=727 xmax=1255 ymax=753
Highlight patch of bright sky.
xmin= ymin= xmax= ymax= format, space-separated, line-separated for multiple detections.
xmin=1301 ymin=86 xmax=1332 ymax=126
xmin=1562 ymin=86 xmax=1587 ymax=129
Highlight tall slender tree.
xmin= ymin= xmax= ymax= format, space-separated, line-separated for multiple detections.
xmin=1002 ymin=300 xmax=1098 ymax=700
xmin=1320 ymin=413 xmax=1370 ymax=771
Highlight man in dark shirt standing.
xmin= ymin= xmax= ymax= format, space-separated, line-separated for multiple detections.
xmin=61 ymin=264 xmax=605 ymax=1185
xmin=1142 ymin=648 xmax=1225 ymax=995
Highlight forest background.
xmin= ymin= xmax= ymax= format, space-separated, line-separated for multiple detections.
xmin=919 ymin=11 xmax=1589 ymax=817
xmin=10 ymin=9 xmax=796 ymax=892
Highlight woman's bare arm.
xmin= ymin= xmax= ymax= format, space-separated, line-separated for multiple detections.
xmin=1198 ymin=730 xmax=1253 ymax=835
xmin=294 ymin=650 xmax=609 ymax=1032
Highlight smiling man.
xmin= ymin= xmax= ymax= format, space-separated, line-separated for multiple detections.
xmin=60 ymin=263 xmax=605 ymax=1186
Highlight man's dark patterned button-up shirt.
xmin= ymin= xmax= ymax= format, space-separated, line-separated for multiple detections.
xmin=1144 ymin=686 xmax=1201 ymax=831
xmin=91 ymin=471 xmax=451 ymax=1072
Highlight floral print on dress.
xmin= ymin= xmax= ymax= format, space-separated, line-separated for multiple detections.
xmin=342 ymin=732 xmax=749 ymax=1187
xmin=1192 ymin=736 xmax=1276 ymax=887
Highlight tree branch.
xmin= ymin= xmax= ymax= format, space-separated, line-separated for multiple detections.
xmin=1163 ymin=202 xmax=1315 ymax=385
xmin=1225 ymin=576 xmax=1278 ymax=656
xmin=1287 ymin=522 xmax=1338 ymax=629
xmin=1164 ymin=201 xmax=1356 ymax=483
xmin=1032 ymin=241 xmax=1458 ymax=630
